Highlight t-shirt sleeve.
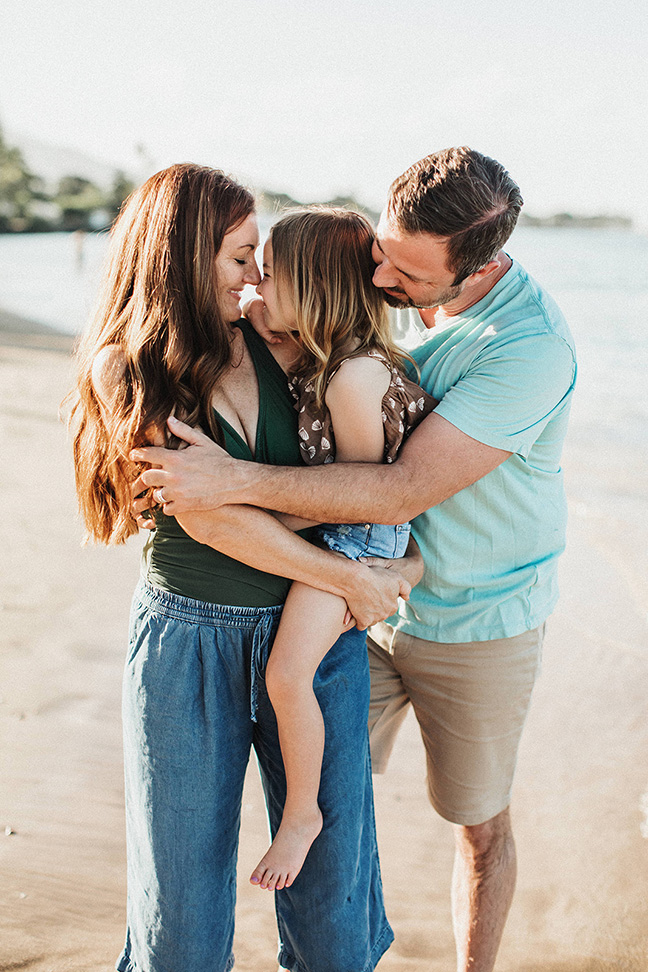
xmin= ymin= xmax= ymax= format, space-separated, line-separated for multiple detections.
xmin=433 ymin=333 xmax=577 ymax=456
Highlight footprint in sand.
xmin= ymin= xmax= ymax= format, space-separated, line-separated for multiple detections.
xmin=35 ymin=694 xmax=99 ymax=723
xmin=640 ymin=787 xmax=648 ymax=839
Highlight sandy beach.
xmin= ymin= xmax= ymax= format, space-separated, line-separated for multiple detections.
xmin=1 ymin=309 xmax=646 ymax=972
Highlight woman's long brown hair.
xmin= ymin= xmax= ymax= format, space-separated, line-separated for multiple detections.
xmin=66 ymin=163 xmax=254 ymax=545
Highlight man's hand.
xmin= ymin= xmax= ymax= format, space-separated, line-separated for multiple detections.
xmin=132 ymin=490 xmax=158 ymax=530
xmin=130 ymin=416 xmax=245 ymax=515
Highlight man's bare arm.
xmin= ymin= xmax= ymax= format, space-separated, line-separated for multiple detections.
xmin=131 ymin=412 xmax=511 ymax=523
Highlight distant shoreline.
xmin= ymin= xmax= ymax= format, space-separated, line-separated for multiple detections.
xmin=0 ymin=305 xmax=75 ymax=352
xmin=518 ymin=212 xmax=633 ymax=230
xmin=0 ymin=210 xmax=638 ymax=236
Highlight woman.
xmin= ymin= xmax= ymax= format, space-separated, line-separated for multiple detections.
xmin=68 ymin=164 xmax=413 ymax=972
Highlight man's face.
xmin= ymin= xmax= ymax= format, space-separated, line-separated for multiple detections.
xmin=371 ymin=213 xmax=465 ymax=310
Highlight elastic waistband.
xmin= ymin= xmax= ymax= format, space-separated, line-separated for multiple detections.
xmin=134 ymin=581 xmax=284 ymax=626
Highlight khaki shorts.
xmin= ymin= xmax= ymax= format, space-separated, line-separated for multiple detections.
xmin=367 ymin=621 xmax=544 ymax=827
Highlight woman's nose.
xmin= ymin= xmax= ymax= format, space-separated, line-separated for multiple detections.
xmin=246 ymin=262 xmax=261 ymax=286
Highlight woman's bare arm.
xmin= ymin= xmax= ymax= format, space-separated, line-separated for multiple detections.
xmin=176 ymin=503 xmax=412 ymax=630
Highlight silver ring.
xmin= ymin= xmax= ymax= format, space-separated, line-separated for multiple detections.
xmin=155 ymin=488 xmax=166 ymax=505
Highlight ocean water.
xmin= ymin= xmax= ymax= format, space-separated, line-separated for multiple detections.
xmin=0 ymin=230 xmax=110 ymax=336
xmin=0 ymin=224 xmax=646 ymax=454
xmin=508 ymin=227 xmax=648 ymax=454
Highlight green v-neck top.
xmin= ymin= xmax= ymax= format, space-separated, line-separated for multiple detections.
xmin=143 ymin=320 xmax=312 ymax=606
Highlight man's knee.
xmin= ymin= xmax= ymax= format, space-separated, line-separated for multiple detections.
xmin=453 ymin=807 xmax=514 ymax=868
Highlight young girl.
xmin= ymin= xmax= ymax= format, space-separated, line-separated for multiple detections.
xmin=248 ymin=207 xmax=436 ymax=893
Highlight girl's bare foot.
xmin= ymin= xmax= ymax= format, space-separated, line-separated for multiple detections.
xmin=250 ymin=809 xmax=323 ymax=891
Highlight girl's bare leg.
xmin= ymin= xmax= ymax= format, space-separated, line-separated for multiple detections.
xmin=250 ymin=581 xmax=348 ymax=891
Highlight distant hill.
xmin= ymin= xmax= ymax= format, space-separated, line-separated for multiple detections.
xmin=11 ymin=135 xmax=381 ymax=221
xmin=9 ymin=132 xmax=134 ymax=189
xmin=256 ymin=189 xmax=380 ymax=223
xmin=9 ymin=134 xmax=631 ymax=233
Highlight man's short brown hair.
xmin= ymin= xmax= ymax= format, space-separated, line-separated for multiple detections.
xmin=386 ymin=147 xmax=523 ymax=284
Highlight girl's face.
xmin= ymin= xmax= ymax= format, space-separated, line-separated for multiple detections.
xmin=256 ymin=239 xmax=297 ymax=334
xmin=214 ymin=213 xmax=261 ymax=321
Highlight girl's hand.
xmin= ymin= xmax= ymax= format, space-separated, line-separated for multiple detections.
xmin=242 ymin=297 xmax=283 ymax=345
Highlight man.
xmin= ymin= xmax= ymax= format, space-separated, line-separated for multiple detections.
xmin=132 ymin=147 xmax=577 ymax=972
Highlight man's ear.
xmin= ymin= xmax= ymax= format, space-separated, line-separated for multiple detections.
xmin=471 ymin=259 xmax=501 ymax=282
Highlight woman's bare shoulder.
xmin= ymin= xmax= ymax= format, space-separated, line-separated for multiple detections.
xmin=91 ymin=344 xmax=128 ymax=407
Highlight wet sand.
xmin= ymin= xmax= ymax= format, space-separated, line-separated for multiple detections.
xmin=0 ymin=310 xmax=646 ymax=971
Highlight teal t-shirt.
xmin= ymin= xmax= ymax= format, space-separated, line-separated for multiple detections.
xmin=389 ymin=258 xmax=577 ymax=643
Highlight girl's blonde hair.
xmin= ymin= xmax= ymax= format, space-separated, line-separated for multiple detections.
xmin=269 ymin=207 xmax=410 ymax=410
xmin=66 ymin=163 xmax=254 ymax=545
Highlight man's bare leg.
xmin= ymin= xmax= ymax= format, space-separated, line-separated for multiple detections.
xmin=451 ymin=807 xmax=516 ymax=972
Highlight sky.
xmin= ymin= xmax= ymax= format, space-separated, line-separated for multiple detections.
xmin=1 ymin=0 xmax=647 ymax=226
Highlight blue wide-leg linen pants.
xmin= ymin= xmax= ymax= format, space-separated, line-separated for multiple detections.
xmin=116 ymin=582 xmax=393 ymax=972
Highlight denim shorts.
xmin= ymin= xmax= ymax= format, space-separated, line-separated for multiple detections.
xmin=116 ymin=581 xmax=393 ymax=972
xmin=316 ymin=521 xmax=411 ymax=561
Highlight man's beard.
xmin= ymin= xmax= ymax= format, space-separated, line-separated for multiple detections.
xmin=381 ymin=283 xmax=464 ymax=310
xmin=382 ymin=290 xmax=416 ymax=309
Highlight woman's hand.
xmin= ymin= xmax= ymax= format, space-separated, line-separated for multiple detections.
xmin=341 ymin=536 xmax=423 ymax=628
xmin=342 ymin=560 xmax=412 ymax=631
xmin=360 ymin=535 xmax=424 ymax=589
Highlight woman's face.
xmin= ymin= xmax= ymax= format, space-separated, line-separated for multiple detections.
xmin=214 ymin=213 xmax=261 ymax=321
xmin=255 ymin=239 xmax=297 ymax=334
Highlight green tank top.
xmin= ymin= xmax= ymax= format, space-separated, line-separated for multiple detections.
xmin=144 ymin=320 xmax=310 ymax=606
